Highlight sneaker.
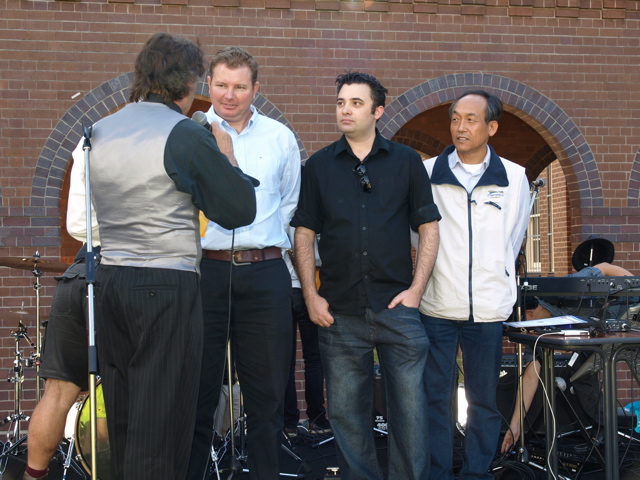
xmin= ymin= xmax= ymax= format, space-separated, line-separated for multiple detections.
xmin=284 ymin=426 xmax=299 ymax=438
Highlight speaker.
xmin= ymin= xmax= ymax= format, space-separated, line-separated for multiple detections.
xmin=373 ymin=365 xmax=387 ymax=432
xmin=496 ymin=354 xmax=601 ymax=437
xmin=496 ymin=359 xmax=542 ymax=434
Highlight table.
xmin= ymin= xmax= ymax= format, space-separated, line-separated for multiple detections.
xmin=504 ymin=329 xmax=640 ymax=480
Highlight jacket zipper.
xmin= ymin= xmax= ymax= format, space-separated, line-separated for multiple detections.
xmin=468 ymin=193 xmax=475 ymax=321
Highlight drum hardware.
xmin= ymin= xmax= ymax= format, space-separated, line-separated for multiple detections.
xmin=0 ymin=255 xmax=71 ymax=274
xmin=61 ymin=436 xmax=84 ymax=480
xmin=66 ymin=382 xmax=113 ymax=480
xmin=0 ymin=251 xmax=71 ymax=402
xmin=0 ymin=318 xmax=36 ymax=459
xmin=208 ymin=341 xmax=309 ymax=479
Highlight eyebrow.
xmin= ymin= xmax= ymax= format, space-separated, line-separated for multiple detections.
xmin=337 ymin=97 xmax=366 ymax=102
xmin=452 ymin=109 xmax=479 ymax=117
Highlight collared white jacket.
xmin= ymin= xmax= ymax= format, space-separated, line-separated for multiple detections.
xmin=420 ymin=145 xmax=530 ymax=323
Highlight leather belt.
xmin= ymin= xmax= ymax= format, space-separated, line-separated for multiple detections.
xmin=202 ymin=247 xmax=282 ymax=265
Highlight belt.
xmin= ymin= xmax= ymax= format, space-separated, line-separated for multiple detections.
xmin=202 ymin=247 xmax=282 ymax=265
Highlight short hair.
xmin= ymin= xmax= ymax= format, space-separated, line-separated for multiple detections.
xmin=448 ymin=90 xmax=503 ymax=124
xmin=524 ymin=296 xmax=539 ymax=311
xmin=335 ymin=71 xmax=388 ymax=114
xmin=129 ymin=33 xmax=205 ymax=103
xmin=209 ymin=46 xmax=259 ymax=85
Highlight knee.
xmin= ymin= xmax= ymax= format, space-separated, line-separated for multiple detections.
xmin=41 ymin=379 xmax=82 ymax=409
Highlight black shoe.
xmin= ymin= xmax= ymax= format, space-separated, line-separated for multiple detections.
xmin=302 ymin=418 xmax=332 ymax=434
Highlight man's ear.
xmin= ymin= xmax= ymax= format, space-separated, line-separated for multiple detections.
xmin=374 ymin=105 xmax=384 ymax=121
xmin=488 ymin=120 xmax=498 ymax=138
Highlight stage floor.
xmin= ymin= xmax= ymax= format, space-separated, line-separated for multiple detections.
xmin=1 ymin=426 xmax=640 ymax=480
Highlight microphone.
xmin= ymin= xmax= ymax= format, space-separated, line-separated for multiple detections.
xmin=192 ymin=111 xmax=211 ymax=131
xmin=531 ymin=178 xmax=546 ymax=188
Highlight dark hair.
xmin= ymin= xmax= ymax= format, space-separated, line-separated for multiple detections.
xmin=209 ymin=46 xmax=259 ymax=85
xmin=524 ymin=296 xmax=539 ymax=311
xmin=448 ymin=90 xmax=503 ymax=123
xmin=335 ymin=71 xmax=388 ymax=113
xmin=130 ymin=33 xmax=205 ymax=103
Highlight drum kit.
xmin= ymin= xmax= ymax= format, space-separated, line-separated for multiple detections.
xmin=0 ymin=252 xmax=107 ymax=479
xmin=0 ymin=253 xmax=70 ymax=441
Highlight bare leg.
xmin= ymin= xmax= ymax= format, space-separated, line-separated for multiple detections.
xmin=27 ymin=379 xmax=81 ymax=470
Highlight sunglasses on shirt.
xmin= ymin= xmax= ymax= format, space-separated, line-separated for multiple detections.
xmin=353 ymin=163 xmax=372 ymax=193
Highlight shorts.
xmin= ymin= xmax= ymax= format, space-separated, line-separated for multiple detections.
xmin=39 ymin=261 xmax=90 ymax=391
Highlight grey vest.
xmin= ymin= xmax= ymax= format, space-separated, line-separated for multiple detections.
xmin=89 ymin=101 xmax=200 ymax=272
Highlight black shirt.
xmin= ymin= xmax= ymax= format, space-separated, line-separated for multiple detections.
xmin=291 ymin=130 xmax=441 ymax=315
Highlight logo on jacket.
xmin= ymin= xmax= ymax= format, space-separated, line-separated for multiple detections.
xmin=486 ymin=190 xmax=504 ymax=199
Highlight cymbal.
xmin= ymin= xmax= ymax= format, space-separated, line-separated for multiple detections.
xmin=2 ymin=308 xmax=35 ymax=323
xmin=0 ymin=256 xmax=71 ymax=273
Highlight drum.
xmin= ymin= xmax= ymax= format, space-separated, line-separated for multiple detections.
xmin=72 ymin=382 xmax=116 ymax=480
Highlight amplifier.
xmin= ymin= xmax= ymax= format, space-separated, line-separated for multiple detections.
xmin=527 ymin=445 xmax=589 ymax=473
xmin=497 ymin=354 xmax=573 ymax=435
xmin=520 ymin=276 xmax=640 ymax=297
xmin=373 ymin=366 xmax=387 ymax=433
xmin=500 ymin=354 xmax=571 ymax=370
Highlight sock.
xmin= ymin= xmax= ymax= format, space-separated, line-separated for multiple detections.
xmin=25 ymin=466 xmax=48 ymax=479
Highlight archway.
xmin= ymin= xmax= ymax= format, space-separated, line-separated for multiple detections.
xmin=31 ymin=73 xmax=308 ymax=261
xmin=378 ymin=74 xmax=604 ymax=274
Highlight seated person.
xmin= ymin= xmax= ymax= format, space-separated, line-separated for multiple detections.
xmin=501 ymin=261 xmax=636 ymax=453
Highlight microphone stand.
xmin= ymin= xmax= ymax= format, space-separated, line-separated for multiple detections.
xmin=514 ymin=180 xmax=545 ymax=462
xmin=82 ymin=126 xmax=99 ymax=480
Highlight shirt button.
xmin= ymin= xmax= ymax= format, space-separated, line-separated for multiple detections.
xmin=362 ymin=227 xmax=367 ymax=231
xmin=361 ymin=204 xmax=366 ymax=208
xmin=363 ymin=252 xmax=368 ymax=256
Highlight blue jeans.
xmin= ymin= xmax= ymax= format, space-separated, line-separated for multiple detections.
xmin=319 ymin=305 xmax=430 ymax=480
xmin=421 ymin=315 xmax=503 ymax=480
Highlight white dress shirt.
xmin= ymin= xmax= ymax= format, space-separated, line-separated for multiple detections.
xmin=200 ymin=105 xmax=301 ymax=251
xmin=67 ymin=139 xmax=101 ymax=246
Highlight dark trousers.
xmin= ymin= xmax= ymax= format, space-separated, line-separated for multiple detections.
xmin=284 ymin=287 xmax=326 ymax=427
xmin=187 ymin=258 xmax=292 ymax=480
xmin=95 ymin=265 xmax=203 ymax=480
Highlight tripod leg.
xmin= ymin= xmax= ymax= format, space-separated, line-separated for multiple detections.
xmin=62 ymin=436 xmax=75 ymax=480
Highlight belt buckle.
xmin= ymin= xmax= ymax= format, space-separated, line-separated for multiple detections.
xmin=231 ymin=250 xmax=251 ymax=267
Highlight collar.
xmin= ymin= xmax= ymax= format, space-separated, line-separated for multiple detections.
xmin=145 ymin=92 xmax=182 ymax=114
xmin=431 ymin=144 xmax=510 ymax=188
xmin=335 ymin=129 xmax=390 ymax=162
xmin=207 ymin=105 xmax=258 ymax=134
xmin=448 ymin=146 xmax=491 ymax=172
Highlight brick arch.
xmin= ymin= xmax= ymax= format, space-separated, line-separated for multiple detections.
xmin=629 ymin=148 xmax=640 ymax=207
xmin=392 ymin=128 xmax=447 ymax=159
xmin=378 ymin=73 xmax=603 ymax=211
xmin=527 ymin=145 xmax=559 ymax=181
xmin=31 ymin=72 xmax=308 ymax=211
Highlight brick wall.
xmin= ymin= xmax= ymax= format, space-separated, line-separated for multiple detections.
xmin=2 ymin=0 xmax=640 ymax=416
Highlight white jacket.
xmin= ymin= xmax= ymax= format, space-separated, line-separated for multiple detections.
xmin=420 ymin=145 xmax=530 ymax=323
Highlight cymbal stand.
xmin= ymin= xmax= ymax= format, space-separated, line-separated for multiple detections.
xmin=0 ymin=321 xmax=35 ymax=457
xmin=28 ymin=254 xmax=44 ymax=402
